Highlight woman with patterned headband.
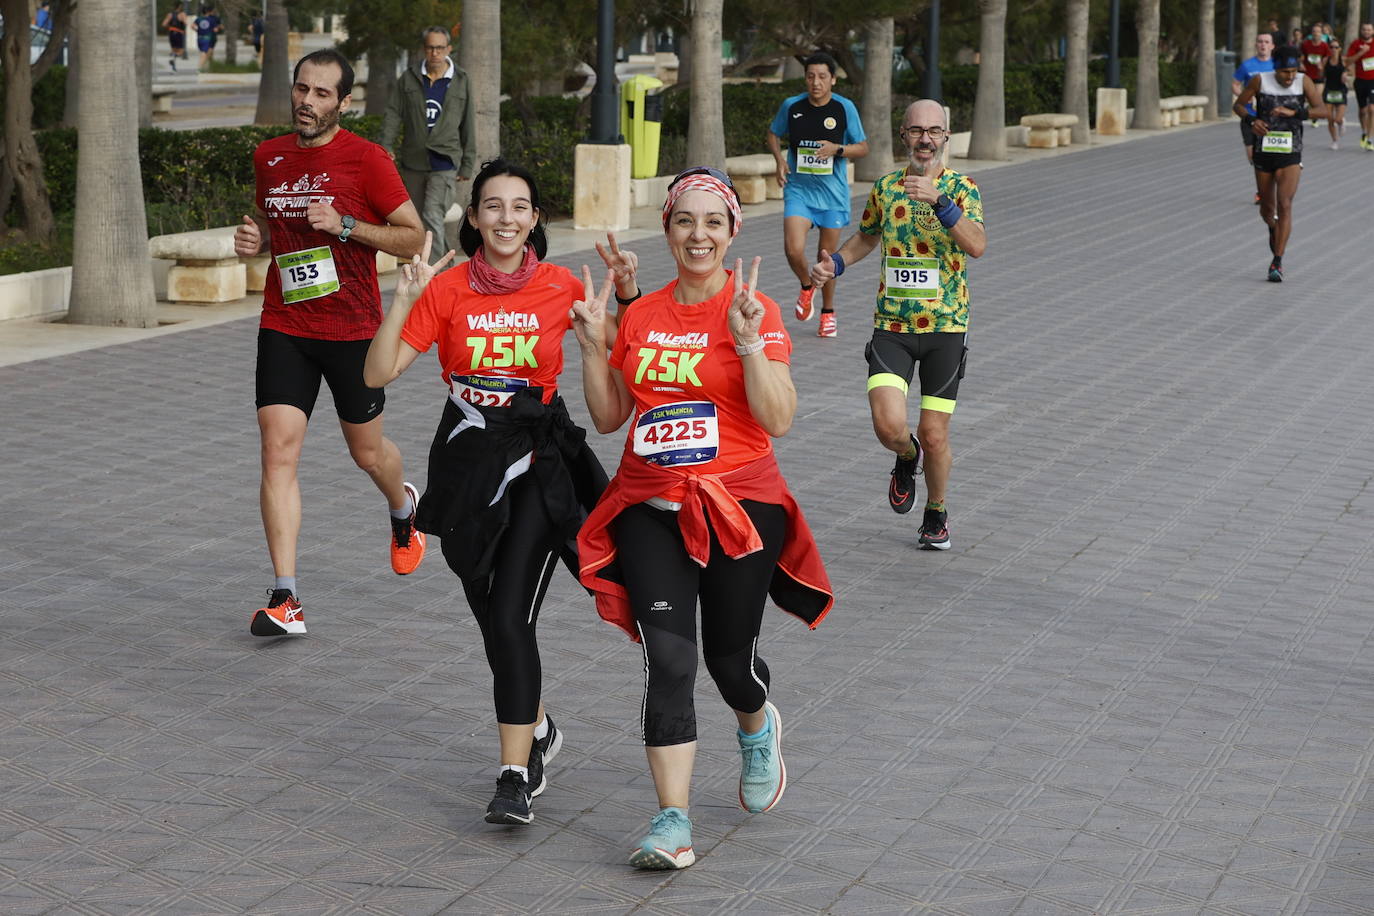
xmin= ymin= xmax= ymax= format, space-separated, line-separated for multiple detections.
xmin=571 ymin=166 xmax=834 ymax=870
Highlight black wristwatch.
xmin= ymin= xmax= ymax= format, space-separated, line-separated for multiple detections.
xmin=338 ymin=214 xmax=356 ymax=242
xmin=837 ymin=145 xmax=845 ymax=158
xmin=935 ymin=194 xmax=952 ymax=210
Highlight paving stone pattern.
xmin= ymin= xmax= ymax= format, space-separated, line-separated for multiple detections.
xmin=3 ymin=122 xmax=1374 ymax=913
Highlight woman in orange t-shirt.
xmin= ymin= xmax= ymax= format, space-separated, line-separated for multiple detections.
xmin=365 ymin=159 xmax=623 ymax=828
xmin=573 ymin=167 xmax=833 ymax=870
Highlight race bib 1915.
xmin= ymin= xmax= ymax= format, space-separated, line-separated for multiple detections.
xmin=633 ymin=401 xmax=719 ymax=467
xmin=884 ymin=256 xmax=941 ymax=299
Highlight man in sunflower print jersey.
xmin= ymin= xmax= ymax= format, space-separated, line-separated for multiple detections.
xmin=810 ymin=99 xmax=986 ymax=550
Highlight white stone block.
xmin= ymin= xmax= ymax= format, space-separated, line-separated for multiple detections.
xmin=573 ymin=144 xmax=631 ymax=231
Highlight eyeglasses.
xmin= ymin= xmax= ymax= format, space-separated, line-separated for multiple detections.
xmin=424 ymin=43 xmax=450 ymax=52
xmin=900 ymin=126 xmax=947 ymax=140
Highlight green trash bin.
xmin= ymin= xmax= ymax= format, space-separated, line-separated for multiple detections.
xmin=621 ymin=74 xmax=664 ymax=179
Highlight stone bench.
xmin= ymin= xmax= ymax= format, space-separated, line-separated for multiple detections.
xmin=1159 ymin=97 xmax=1187 ymax=127
xmin=1167 ymin=94 xmax=1209 ymax=123
xmin=149 ymin=226 xmax=397 ymax=303
xmin=152 ymin=88 xmax=175 ymax=114
xmin=148 ymin=227 xmax=246 ymax=303
xmin=1019 ymin=113 xmax=1080 ymax=148
xmin=724 ymin=153 xmax=777 ymax=204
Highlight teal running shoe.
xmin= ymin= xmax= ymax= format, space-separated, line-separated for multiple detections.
xmin=629 ymin=807 xmax=695 ymax=869
xmin=738 ymin=700 xmax=786 ymax=813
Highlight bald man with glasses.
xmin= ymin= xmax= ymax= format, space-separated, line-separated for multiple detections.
xmin=381 ymin=26 xmax=475 ymax=263
xmin=810 ymin=99 xmax=986 ymax=551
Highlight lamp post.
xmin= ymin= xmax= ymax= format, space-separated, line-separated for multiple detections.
xmin=589 ymin=0 xmax=619 ymax=142
xmin=1106 ymin=0 xmax=1121 ymax=87
xmin=924 ymin=1 xmax=941 ymax=100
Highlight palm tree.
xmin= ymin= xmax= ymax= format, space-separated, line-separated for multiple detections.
xmin=1240 ymin=0 xmax=1258 ymax=57
xmin=460 ymin=0 xmax=501 ymax=163
xmin=1196 ymin=0 xmax=1218 ymax=120
xmin=1133 ymin=0 xmax=1162 ymax=128
xmin=255 ymin=0 xmax=291 ymax=125
xmin=0 ymin=0 xmax=57 ymax=241
xmin=1062 ymin=0 xmax=1090 ymax=145
xmin=68 ymin=0 xmax=156 ymax=327
xmin=857 ymin=17 xmax=896 ymax=181
xmin=687 ymin=0 xmax=725 ymax=168
xmin=1344 ymin=0 xmax=1358 ymax=48
xmin=967 ymin=0 xmax=1007 ymax=161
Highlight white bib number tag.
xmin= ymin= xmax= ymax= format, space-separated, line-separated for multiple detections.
xmin=1363 ymin=58 xmax=1374 ymax=73
xmin=1307 ymin=54 xmax=1323 ymax=66
xmin=633 ymin=401 xmax=719 ymax=467
xmin=884 ymin=256 xmax=941 ymax=299
xmin=1326 ymin=89 xmax=1344 ymax=103
xmin=1261 ymin=130 xmax=1293 ymax=153
xmin=276 ymin=246 xmax=340 ymax=304
xmin=450 ymin=374 xmax=528 ymax=408
xmin=796 ymin=144 xmax=833 ymax=176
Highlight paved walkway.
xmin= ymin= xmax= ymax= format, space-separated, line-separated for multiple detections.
xmin=4 ymin=123 xmax=1374 ymax=914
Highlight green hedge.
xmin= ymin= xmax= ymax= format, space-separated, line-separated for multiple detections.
xmin=0 ymin=64 xmax=67 ymax=131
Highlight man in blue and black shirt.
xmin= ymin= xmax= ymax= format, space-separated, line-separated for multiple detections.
xmin=767 ymin=52 xmax=868 ymax=338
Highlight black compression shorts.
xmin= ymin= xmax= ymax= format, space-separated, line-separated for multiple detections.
xmin=255 ymin=327 xmax=384 ymax=424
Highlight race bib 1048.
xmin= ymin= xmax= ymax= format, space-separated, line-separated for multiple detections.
xmin=276 ymin=246 xmax=339 ymax=304
xmin=633 ymin=401 xmax=719 ymax=467
xmin=796 ymin=143 xmax=833 ymax=176
xmin=884 ymin=256 xmax=940 ymax=299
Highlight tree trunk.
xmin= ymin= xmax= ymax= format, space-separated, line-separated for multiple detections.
xmin=1195 ymin=0 xmax=1218 ymax=120
xmin=1063 ymin=0 xmax=1090 ymax=144
xmin=0 ymin=0 xmax=56 ymax=241
xmin=460 ymin=0 xmax=500 ymax=163
xmin=1240 ymin=0 xmax=1258 ymax=57
xmin=365 ymin=42 xmax=399 ymax=118
xmin=1133 ymin=0 xmax=1162 ymax=128
xmin=687 ymin=0 xmax=726 ymax=168
xmin=857 ymin=17 xmax=895 ymax=181
xmin=255 ymin=0 xmax=291 ymax=125
xmin=676 ymin=33 xmax=693 ymax=87
xmin=224 ymin=2 xmax=239 ymax=66
xmin=1345 ymin=0 xmax=1358 ymax=48
xmin=967 ymin=0 xmax=1007 ymax=161
xmin=69 ymin=0 xmax=156 ymax=327
xmin=64 ymin=9 xmax=79 ymax=126
xmin=32 ymin=0 xmax=72 ymax=81
xmin=135 ymin=0 xmax=153 ymax=127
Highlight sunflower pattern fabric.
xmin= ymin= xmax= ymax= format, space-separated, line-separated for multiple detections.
xmin=859 ymin=168 xmax=983 ymax=334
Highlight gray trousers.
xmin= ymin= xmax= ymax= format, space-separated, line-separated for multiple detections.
xmin=399 ymin=166 xmax=459 ymax=264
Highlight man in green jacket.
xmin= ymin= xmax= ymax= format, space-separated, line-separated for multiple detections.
xmin=381 ymin=26 xmax=475 ymax=263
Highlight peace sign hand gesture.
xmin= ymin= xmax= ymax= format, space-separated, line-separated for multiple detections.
xmin=395 ymin=232 xmax=455 ymax=303
xmin=595 ymin=232 xmax=639 ymax=301
xmin=727 ymin=256 xmax=765 ymax=347
xmin=571 ymin=265 xmax=616 ymax=351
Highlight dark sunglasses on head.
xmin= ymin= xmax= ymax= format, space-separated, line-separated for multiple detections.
xmin=668 ymin=166 xmax=738 ymax=201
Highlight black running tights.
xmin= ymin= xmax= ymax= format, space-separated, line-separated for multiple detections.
xmin=460 ymin=473 xmax=562 ymax=725
xmin=612 ymin=499 xmax=787 ymax=747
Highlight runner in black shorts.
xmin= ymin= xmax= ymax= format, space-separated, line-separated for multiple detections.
xmin=1233 ymin=46 xmax=1328 ymax=282
xmin=233 ymin=50 xmax=426 ymax=636
xmin=810 ymin=99 xmax=987 ymax=551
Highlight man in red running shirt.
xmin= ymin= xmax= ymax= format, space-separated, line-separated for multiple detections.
xmin=1348 ymin=23 xmax=1374 ymax=148
xmin=233 ymin=49 xmax=426 ymax=637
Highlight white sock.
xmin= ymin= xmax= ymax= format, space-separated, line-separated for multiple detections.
xmin=500 ymin=764 xmax=529 ymax=780
xmin=388 ymin=490 xmax=414 ymax=521
xmin=533 ymin=717 xmax=549 ymax=740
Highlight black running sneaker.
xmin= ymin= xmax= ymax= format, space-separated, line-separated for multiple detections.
xmin=918 ymin=507 xmax=951 ymax=550
xmin=887 ymin=435 xmax=922 ymax=514
xmin=525 ymin=714 xmax=565 ymax=799
xmin=1267 ymin=260 xmax=1283 ymax=283
xmin=485 ymin=770 xmax=533 ymax=825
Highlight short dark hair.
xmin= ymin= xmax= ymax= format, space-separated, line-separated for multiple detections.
xmin=1273 ymin=45 xmax=1303 ymax=69
xmin=459 ymin=159 xmax=548 ymax=260
xmin=292 ymin=49 xmax=355 ymax=99
xmin=803 ymin=52 xmax=838 ymax=77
